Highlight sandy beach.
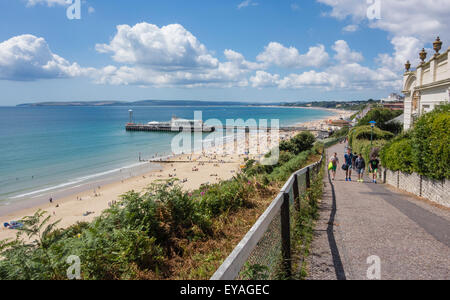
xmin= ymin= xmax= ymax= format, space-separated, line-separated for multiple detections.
xmin=0 ymin=108 xmax=352 ymax=241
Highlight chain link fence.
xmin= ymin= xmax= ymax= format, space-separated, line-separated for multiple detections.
xmin=211 ymin=155 xmax=323 ymax=280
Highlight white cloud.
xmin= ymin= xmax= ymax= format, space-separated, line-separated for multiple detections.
xmin=376 ymin=36 xmax=422 ymax=71
xmin=237 ymin=0 xmax=258 ymax=9
xmin=317 ymin=0 xmax=450 ymax=67
xmin=26 ymin=0 xmax=68 ymax=7
xmin=250 ymin=71 xmax=280 ymax=88
xmin=256 ymin=42 xmax=329 ymax=68
xmin=252 ymin=63 xmax=400 ymax=91
xmin=94 ymin=23 xmax=259 ymax=88
xmin=332 ymin=40 xmax=363 ymax=63
xmin=89 ymin=23 xmax=400 ymax=92
xmin=343 ymin=24 xmax=358 ymax=32
xmin=96 ymin=23 xmax=219 ymax=70
xmin=0 ymin=34 xmax=88 ymax=81
xmin=224 ymin=49 xmax=263 ymax=70
xmin=250 ymin=38 xmax=400 ymax=91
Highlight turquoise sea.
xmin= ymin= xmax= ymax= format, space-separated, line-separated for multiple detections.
xmin=0 ymin=105 xmax=334 ymax=212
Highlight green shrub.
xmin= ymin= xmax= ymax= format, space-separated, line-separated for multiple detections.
xmin=348 ymin=125 xmax=394 ymax=163
xmin=379 ymin=104 xmax=449 ymax=180
xmin=349 ymin=125 xmax=394 ymax=144
xmin=330 ymin=127 xmax=349 ymax=138
xmin=357 ymin=108 xmax=403 ymax=134
xmin=380 ymin=134 xmax=414 ymax=173
xmin=199 ymin=175 xmax=254 ymax=218
xmin=279 ymin=132 xmax=315 ymax=155
xmin=411 ymin=104 xmax=450 ymax=179
xmin=268 ymin=150 xmax=311 ymax=182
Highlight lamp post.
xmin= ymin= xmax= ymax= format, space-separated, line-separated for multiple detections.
xmin=369 ymin=121 xmax=376 ymax=147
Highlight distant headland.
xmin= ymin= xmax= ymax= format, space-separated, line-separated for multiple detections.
xmin=17 ymin=100 xmax=256 ymax=107
xmin=16 ymin=99 xmax=378 ymax=108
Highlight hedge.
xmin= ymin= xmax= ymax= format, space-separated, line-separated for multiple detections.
xmin=380 ymin=134 xmax=414 ymax=174
xmin=349 ymin=125 xmax=394 ymax=145
xmin=411 ymin=104 xmax=450 ymax=179
xmin=348 ymin=125 xmax=393 ymax=163
xmin=380 ymin=104 xmax=449 ymax=180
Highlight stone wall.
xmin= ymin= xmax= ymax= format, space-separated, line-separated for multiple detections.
xmin=382 ymin=168 xmax=450 ymax=208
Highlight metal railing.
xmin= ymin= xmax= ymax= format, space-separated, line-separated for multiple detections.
xmin=210 ymin=155 xmax=323 ymax=280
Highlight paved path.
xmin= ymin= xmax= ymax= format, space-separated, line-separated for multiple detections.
xmin=307 ymin=142 xmax=450 ymax=280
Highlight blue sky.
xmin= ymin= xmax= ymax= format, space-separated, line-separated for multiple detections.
xmin=0 ymin=0 xmax=448 ymax=105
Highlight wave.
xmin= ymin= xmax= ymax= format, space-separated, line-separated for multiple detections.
xmin=9 ymin=161 xmax=150 ymax=200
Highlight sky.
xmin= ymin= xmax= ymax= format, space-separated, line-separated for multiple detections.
xmin=0 ymin=0 xmax=449 ymax=105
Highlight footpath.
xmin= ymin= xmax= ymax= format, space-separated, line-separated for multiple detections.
xmin=307 ymin=142 xmax=450 ymax=280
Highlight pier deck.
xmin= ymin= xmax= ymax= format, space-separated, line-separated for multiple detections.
xmin=126 ymin=123 xmax=330 ymax=134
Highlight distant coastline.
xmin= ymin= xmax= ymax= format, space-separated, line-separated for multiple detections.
xmin=16 ymin=99 xmax=374 ymax=109
xmin=17 ymin=100 xmax=263 ymax=107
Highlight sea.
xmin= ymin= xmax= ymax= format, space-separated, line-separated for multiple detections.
xmin=0 ymin=105 xmax=334 ymax=213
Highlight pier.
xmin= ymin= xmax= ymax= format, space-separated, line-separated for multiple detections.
xmin=125 ymin=123 xmax=215 ymax=132
xmin=126 ymin=123 xmax=330 ymax=135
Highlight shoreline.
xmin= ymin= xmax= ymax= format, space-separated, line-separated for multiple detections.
xmin=0 ymin=109 xmax=350 ymax=241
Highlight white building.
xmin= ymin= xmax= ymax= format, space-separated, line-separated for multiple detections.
xmin=403 ymin=37 xmax=450 ymax=130
xmin=381 ymin=93 xmax=404 ymax=103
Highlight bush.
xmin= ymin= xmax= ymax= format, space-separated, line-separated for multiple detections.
xmin=357 ymin=108 xmax=403 ymax=134
xmin=330 ymin=127 xmax=349 ymax=139
xmin=268 ymin=150 xmax=312 ymax=182
xmin=279 ymin=132 xmax=315 ymax=155
xmin=379 ymin=104 xmax=449 ymax=180
xmin=349 ymin=125 xmax=394 ymax=164
xmin=349 ymin=125 xmax=394 ymax=143
xmin=380 ymin=134 xmax=414 ymax=173
xmin=411 ymin=104 xmax=450 ymax=179
xmin=199 ymin=175 xmax=254 ymax=218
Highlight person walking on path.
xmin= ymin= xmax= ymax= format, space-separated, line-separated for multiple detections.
xmin=355 ymin=154 xmax=366 ymax=183
xmin=344 ymin=148 xmax=354 ymax=181
xmin=329 ymin=152 xmax=339 ymax=180
xmin=369 ymin=156 xmax=380 ymax=184
xmin=352 ymin=152 xmax=357 ymax=168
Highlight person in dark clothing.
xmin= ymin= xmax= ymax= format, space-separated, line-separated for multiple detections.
xmin=352 ymin=152 xmax=357 ymax=168
xmin=369 ymin=156 xmax=380 ymax=183
xmin=344 ymin=148 xmax=354 ymax=181
xmin=355 ymin=154 xmax=366 ymax=182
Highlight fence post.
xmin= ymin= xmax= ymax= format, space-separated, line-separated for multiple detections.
xmin=293 ymin=174 xmax=300 ymax=211
xmin=281 ymin=192 xmax=291 ymax=278
xmin=306 ymin=167 xmax=311 ymax=189
xmin=419 ymin=175 xmax=423 ymax=197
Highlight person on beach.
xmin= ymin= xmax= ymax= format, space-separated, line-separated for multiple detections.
xmin=329 ymin=153 xmax=339 ymax=180
xmin=355 ymin=154 xmax=366 ymax=183
xmin=344 ymin=148 xmax=353 ymax=181
xmin=369 ymin=156 xmax=380 ymax=184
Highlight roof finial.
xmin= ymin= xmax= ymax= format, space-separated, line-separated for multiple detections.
xmin=419 ymin=48 xmax=427 ymax=63
xmin=433 ymin=36 xmax=443 ymax=56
